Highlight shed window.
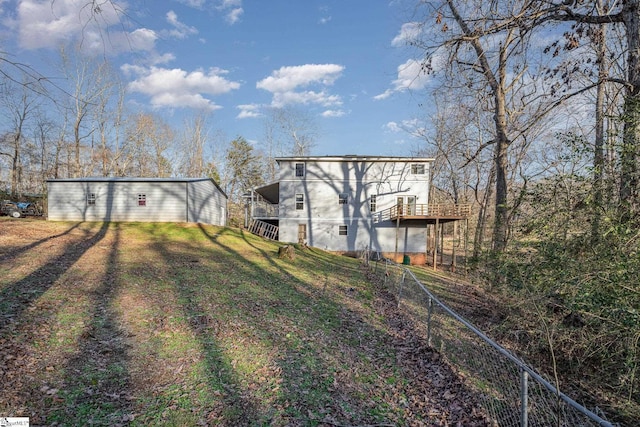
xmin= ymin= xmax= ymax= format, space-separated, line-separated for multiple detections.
xmin=370 ymin=195 xmax=377 ymax=212
xmin=339 ymin=225 xmax=348 ymax=236
xmin=87 ymin=193 xmax=96 ymax=206
xmin=295 ymin=163 xmax=305 ymax=177
xmin=295 ymin=193 xmax=304 ymax=210
xmin=411 ymin=164 xmax=425 ymax=174
xmin=138 ymin=194 xmax=147 ymax=206
xmin=338 ymin=193 xmax=348 ymax=205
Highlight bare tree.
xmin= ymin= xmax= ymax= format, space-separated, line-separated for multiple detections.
xmin=537 ymin=0 xmax=640 ymax=220
xmin=263 ymin=107 xmax=319 ymax=168
xmin=176 ymin=113 xmax=211 ymax=178
xmin=0 ymin=77 xmax=40 ymax=197
xmin=124 ymin=113 xmax=174 ymax=177
xmin=59 ymin=46 xmax=116 ymax=177
xmin=408 ymin=0 xmax=567 ymax=252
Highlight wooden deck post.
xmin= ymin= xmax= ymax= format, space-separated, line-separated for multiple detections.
xmin=433 ymin=217 xmax=439 ymax=271
xmin=395 ymin=214 xmax=400 ymax=263
xmin=464 ymin=218 xmax=469 ymax=276
xmin=425 ymin=220 xmax=429 ymax=266
xmin=452 ymin=220 xmax=457 ymax=273
xmin=440 ymin=221 xmax=444 ymax=266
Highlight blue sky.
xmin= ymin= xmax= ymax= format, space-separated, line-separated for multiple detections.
xmin=0 ymin=0 xmax=433 ymax=156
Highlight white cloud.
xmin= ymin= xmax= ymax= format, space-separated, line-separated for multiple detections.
xmin=391 ymin=22 xmax=421 ymax=47
xmin=165 ymin=10 xmax=198 ymax=39
xmin=225 ymin=8 xmax=243 ymax=24
xmin=124 ymin=65 xmax=241 ymax=110
xmin=257 ymin=64 xmax=345 ymax=109
xmin=374 ymin=89 xmax=394 ymax=101
xmin=220 ymin=0 xmax=242 ymax=7
xmin=11 ymin=0 xmax=156 ymax=54
xmin=257 ymin=64 xmax=344 ymax=92
xmin=273 ymin=90 xmax=342 ymax=108
xmin=237 ymin=104 xmax=262 ymax=119
xmin=321 ymin=109 xmax=345 ymax=118
xmin=149 ymin=52 xmax=177 ymax=65
xmin=216 ymin=0 xmax=243 ymax=25
xmin=177 ymin=0 xmax=208 ymax=8
xmin=383 ymin=119 xmax=425 ymax=138
xmin=384 ymin=121 xmax=402 ymax=133
xmin=375 ymin=58 xmax=432 ymax=99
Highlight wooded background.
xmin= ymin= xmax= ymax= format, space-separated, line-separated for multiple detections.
xmin=1 ymin=1 xmax=639 ymax=421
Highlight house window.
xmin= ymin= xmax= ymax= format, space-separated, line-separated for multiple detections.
xmin=370 ymin=195 xmax=377 ymax=212
xmin=411 ymin=164 xmax=426 ymax=174
xmin=338 ymin=193 xmax=349 ymax=205
xmin=87 ymin=193 xmax=96 ymax=206
xmin=339 ymin=225 xmax=348 ymax=236
xmin=295 ymin=193 xmax=304 ymax=210
xmin=295 ymin=163 xmax=305 ymax=177
xmin=138 ymin=194 xmax=147 ymax=206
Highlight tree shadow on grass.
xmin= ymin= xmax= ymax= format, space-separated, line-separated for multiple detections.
xmin=0 ymin=221 xmax=81 ymax=262
xmin=199 ymin=226 xmax=491 ymax=425
xmin=0 ymin=222 xmax=129 ymax=424
xmin=47 ymin=223 xmax=135 ymax=426
xmin=140 ymin=227 xmax=261 ymax=426
xmin=0 ymin=222 xmax=109 ymax=330
xmin=194 ymin=226 xmax=408 ymax=423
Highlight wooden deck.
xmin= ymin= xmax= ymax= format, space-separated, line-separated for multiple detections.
xmin=379 ymin=203 xmax=471 ymax=223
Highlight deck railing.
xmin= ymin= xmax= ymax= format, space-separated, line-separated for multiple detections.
xmin=377 ymin=203 xmax=472 ymax=222
xmin=251 ymin=192 xmax=279 ymax=218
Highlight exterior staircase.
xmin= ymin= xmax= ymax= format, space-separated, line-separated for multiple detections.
xmin=248 ymin=219 xmax=279 ymax=240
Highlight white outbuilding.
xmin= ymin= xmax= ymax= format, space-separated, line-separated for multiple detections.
xmin=46 ymin=177 xmax=227 ymax=226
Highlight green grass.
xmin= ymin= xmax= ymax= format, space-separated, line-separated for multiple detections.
xmin=0 ymin=220 xmax=432 ymax=426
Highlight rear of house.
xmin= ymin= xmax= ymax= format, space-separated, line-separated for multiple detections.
xmin=252 ymin=156 xmax=434 ymax=259
xmin=47 ymin=178 xmax=227 ymax=226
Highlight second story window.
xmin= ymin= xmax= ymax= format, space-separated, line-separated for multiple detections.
xmin=295 ymin=193 xmax=304 ymax=210
xmin=370 ymin=195 xmax=377 ymax=212
xmin=87 ymin=193 xmax=96 ymax=206
xmin=295 ymin=163 xmax=305 ymax=177
xmin=411 ymin=164 xmax=426 ymax=175
xmin=338 ymin=193 xmax=348 ymax=205
xmin=138 ymin=194 xmax=147 ymax=206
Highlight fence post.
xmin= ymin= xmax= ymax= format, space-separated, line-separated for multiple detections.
xmin=397 ymin=270 xmax=406 ymax=308
xmin=427 ymin=296 xmax=433 ymax=347
xmin=520 ymin=369 xmax=529 ymax=427
xmin=384 ymin=261 xmax=388 ymax=286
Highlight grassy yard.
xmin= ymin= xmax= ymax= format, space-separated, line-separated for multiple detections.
xmin=0 ymin=219 xmax=486 ymax=426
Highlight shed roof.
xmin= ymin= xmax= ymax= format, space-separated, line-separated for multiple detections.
xmin=46 ymin=177 xmax=227 ymax=198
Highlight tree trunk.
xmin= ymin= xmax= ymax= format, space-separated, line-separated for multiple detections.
xmin=473 ymin=165 xmax=495 ymax=259
xmin=593 ymin=8 xmax=607 ymax=241
xmin=492 ymin=46 xmax=511 ymax=253
xmin=11 ymin=133 xmax=20 ymax=199
xmin=620 ymin=1 xmax=640 ymax=220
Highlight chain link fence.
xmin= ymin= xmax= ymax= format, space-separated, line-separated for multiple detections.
xmin=366 ymin=257 xmax=615 ymax=427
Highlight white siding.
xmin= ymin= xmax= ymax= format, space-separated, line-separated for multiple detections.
xmin=275 ymin=158 xmax=431 ymax=252
xmin=187 ymin=180 xmax=227 ymax=226
xmin=47 ymin=178 xmax=227 ymax=225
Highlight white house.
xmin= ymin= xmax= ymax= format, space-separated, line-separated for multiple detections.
xmin=250 ymin=156 xmax=469 ymax=264
xmin=47 ymin=177 xmax=227 ymax=226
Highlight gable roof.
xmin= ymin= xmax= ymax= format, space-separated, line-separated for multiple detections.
xmin=46 ymin=177 xmax=227 ymax=198
xmin=275 ymin=155 xmax=435 ymax=163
